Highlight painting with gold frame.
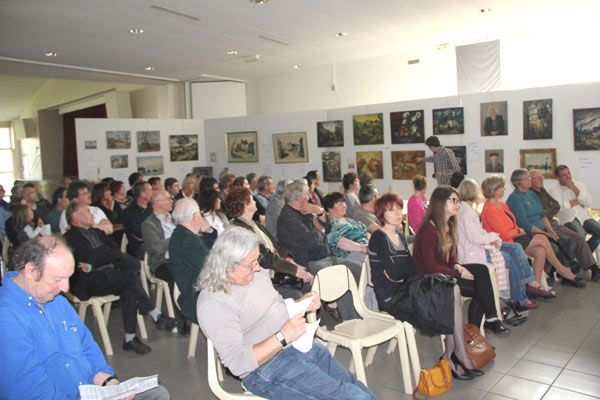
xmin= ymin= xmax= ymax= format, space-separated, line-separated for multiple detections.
xmin=226 ymin=131 xmax=258 ymax=163
xmin=519 ymin=148 xmax=556 ymax=179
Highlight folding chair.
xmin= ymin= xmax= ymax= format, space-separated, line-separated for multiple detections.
xmin=173 ymin=283 xmax=200 ymax=359
xmin=141 ymin=253 xmax=175 ymax=318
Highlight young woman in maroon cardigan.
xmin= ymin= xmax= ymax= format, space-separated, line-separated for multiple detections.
xmin=413 ymin=185 xmax=511 ymax=337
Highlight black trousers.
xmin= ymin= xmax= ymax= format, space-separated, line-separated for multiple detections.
xmin=457 ymin=263 xmax=498 ymax=326
xmin=154 ymin=263 xmax=185 ymax=320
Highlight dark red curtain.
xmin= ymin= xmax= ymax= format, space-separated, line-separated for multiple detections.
xmin=63 ymin=104 xmax=107 ymax=178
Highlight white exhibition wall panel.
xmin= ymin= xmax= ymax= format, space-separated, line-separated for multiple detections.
xmin=204 ymin=81 xmax=600 ymax=207
xmin=75 ymin=118 xmax=205 ymax=188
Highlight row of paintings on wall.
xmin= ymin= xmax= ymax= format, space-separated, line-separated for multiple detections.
xmin=109 ymin=155 xmax=165 ymax=175
xmin=320 ymin=148 xmax=558 ymax=182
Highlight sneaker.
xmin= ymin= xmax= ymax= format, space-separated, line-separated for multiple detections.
xmin=155 ymin=314 xmax=178 ymax=331
xmin=123 ymin=336 xmax=151 ymax=354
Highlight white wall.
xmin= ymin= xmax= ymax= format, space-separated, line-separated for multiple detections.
xmin=191 ymin=82 xmax=247 ymax=120
xmin=205 ymin=81 xmax=600 ymax=207
xmin=75 ymin=118 xmax=205 ymax=187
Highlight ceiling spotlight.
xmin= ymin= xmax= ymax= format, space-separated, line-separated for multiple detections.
xmin=250 ymin=0 xmax=269 ymax=4
xmin=129 ymin=28 xmax=144 ymax=34
xmin=44 ymin=51 xmax=57 ymax=57
xmin=227 ymin=50 xmax=238 ymax=55
xmin=293 ymin=65 xmax=302 ymax=69
xmin=335 ymin=32 xmax=349 ymax=37
xmin=144 ymin=66 xmax=155 ymax=71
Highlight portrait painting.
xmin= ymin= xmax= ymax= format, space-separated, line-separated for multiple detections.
xmin=110 ymin=155 xmax=128 ymax=169
xmin=353 ymin=113 xmax=384 ymax=145
xmin=520 ymin=148 xmax=556 ymax=179
xmin=484 ymin=149 xmax=504 ymax=173
xmin=169 ymin=134 xmax=198 ymax=162
xmin=84 ymin=140 xmax=97 ymax=150
xmin=523 ymin=99 xmax=552 ymax=140
xmin=433 ymin=107 xmax=464 ymax=135
xmin=136 ymin=130 xmax=161 ymax=152
xmin=480 ymin=101 xmax=508 ymax=136
xmin=273 ymin=132 xmax=308 ymax=164
xmin=317 ymin=120 xmax=344 ymax=147
xmin=391 ymin=151 xmax=426 ymax=180
xmin=447 ymin=145 xmax=467 ymax=174
xmin=322 ymin=152 xmax=342 ymax=182
xmin=573 ymin=108 xmax=600 ymax=151
xmin=356 ymin=151 xmax=383 ymax=179
xmin=226 ymin=131 xmax=258 ymax=163
xmin=106 ymin=130 xmax=131 ymax=149
xmin=390 ymin=110 xmax=424 ymax=144
xmin=137 ymin=156 xmax=164 ymax=175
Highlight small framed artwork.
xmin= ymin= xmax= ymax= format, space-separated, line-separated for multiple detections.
xmin=391 ymin=151 xmax=426 ymax=180
xmin=480 ymin=101 xmax=508 ymax=136
xmin=523 ymin=99 xmax=552 ymax=140
xmin=273 ymin=132 xmax=309 ymax=164
xmin=106 ymin=130 xmax=131 ymax=149
xmin=322 ymin=152 xmax=342 ymax=182
xmin=110 ymin=155 xmax=128 ymax=169
xmin=447 ymin=146 xmax=467 ymax=174
xmin=169 ymin=135 xmax=199 ymax=161
xmin=484 ymin=149 xmax=504 ymax=173
xmin=136 ymin=130 xmax=160 ymax=152
xmin=573 ymin=108 xmax=600 ymax=151
xmin=353 ymin=113 xmax=384 ymax=145
xmin=84 ymin=140 xmax=97 ymax=149
xmin=390 ymin=110 xmax=424 ymax=144
xmin=226 ymin=131 xmax=259 ymax=163
xmin=520 ymin=148 xmax=556 ymax=179
xmin=137 ymin=156 xmax=164 ymax=175
xmin=356 ymin=151 xmax=383 ymax=179
xmin=193 ymin=166 xmax=213 ymax=178
xmin=433 ymin=107 xmax=464 ymax=135
xmin=317 ymin=120 xmax=344 ymax=147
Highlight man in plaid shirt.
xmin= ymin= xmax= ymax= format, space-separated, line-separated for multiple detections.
xmin=418 ymin=136 xmax=460 ymax=186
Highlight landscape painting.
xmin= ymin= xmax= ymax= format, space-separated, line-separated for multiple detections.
xmin=322 ymin=152 xmax=341 ymax=182
xmin=353 ymin=113 xmax=384 ymax=145
xmin=390 ymin=110 xmax=424 ymax=144
xmin=317 ymin=120 xmax=344 ymax=147
xmin=447 ymin=145 xmax=467 ymax=174
xmin=169 ymin=135 xmax=198 ymax=162
xmin=137 ymin=156 xmax=164 ymax=175
xmin=523 ymin=99 xmax=552 ymax=140
xmin=273 ymin=132 xmax=308 ymax=163
xmin=356 ymin=151 xmax=383 ymax=179
xmin=433 ymin=107 xmax=464 ymax=135
xmin=110 ymin=155 xmax=128 ymax=169
xmin=136 ymin=130 xmax=161 ymax=152
xmin=520 ymin=148 xmax=556 ymax=179
xmin=106 ymin=130 xmax=131 ymax=149
xmin=391 ymin=151 xmax=426 ymax=180
xmin=573 ymin=108 xmax=600 ymax=151
xmin=84 ymin=140 xmax=97 ymax=149
xmin=226 ymin=131 xmax=258 ymax=163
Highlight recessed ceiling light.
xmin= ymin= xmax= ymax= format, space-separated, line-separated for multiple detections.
xmin=129 ymin=28 xmax=144 ymax=34
xmin=144 ymin=66 xmax=155 ymax=71
xmin=227 ymin=50 xmax=238 ymax=55
xmin=293 ymin=65 xmax=302 ymax=69
xmin=250 ymin=0 xmax=269 ymax=4
xmin=335 ymin=32 xmax=349 ymax=37
xmin=44 ymin=51 xmax=57 ymax=57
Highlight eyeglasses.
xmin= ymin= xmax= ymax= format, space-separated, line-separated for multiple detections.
xmin=447 ymin=197 xmax=460 ymax=204
xmin=235 ymin=254 xmax=263 ymax=271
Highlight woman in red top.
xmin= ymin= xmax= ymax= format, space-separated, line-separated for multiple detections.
xmin=480 ymin=175 xmax=576 ymax=295
xmin=413 ymin=185 xmax=510 ymax=337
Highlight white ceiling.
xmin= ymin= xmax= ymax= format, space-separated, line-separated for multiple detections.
xmin=1 ymin=0 xmax=599 ymax=122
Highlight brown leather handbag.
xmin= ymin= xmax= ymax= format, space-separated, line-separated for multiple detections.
xmin=464 ymin=323 xmax=496 ymax=369
xmin=412 ymin=358 xmax=452 ymax=399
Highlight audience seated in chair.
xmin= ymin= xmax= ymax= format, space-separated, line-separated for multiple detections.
xmin=354 ymin=184 xmax=382 ymax=234
xmin=123 ymin=181 xmax=153 ymax=260
xmin=60 ymin=180 xmax=113 ymax=235
xmin=323 ymin=192 xmax=369 ymax=263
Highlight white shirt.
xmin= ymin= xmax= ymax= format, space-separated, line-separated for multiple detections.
xmin=547 ymin=180 xmax=592 ymax=225
xmin=203 ymin=211 xmax=226 ymax=235
xmin=59 ymin=206 xmax=108 ymax=234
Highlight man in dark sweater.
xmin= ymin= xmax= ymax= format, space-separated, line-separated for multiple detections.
xmin=123 ymin=181 xmax=153 ymax=259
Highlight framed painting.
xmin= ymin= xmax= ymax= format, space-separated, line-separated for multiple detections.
xmin=356 ymin=151 xmax=383 ymax=179
xmin=480 ymin=101 xmax=508 ymax=136
xmin=322 ymin=152 xmax=342 ymax=182
xmin=317 ymin=120 xmax=344 ymax=147
xmin=137 ymin=156 xmax=164 ymax=176
xmin=110 ymin=155 xmax=128 ymax=169
xmin=520 ymin=148 xmax=556 ymax=179
xmin=84 ymin=140 xmax=97 ymax=149
xmin=353 ymin=113 xmax=384 ymax=145
xmin=447 ymin=145 xmax=467 ymax=174
xmin=273 ymin=132 xmax=308 ymax=163
xmin=484 ymin=149 xmax=504 ymax=173
xmin=169 ymin=134 xmax=198 ymax=161
xmin=391 ymin=151 xmax=426 ymax=180
xmin=523 ymin=99 xmax=552 ymax=140
xmin=106 ymin=130 xmax=131 ymax=149
xmin=573 ymin=107 xmax=600 ymax=151
xmin=433 ymin=107 xmax=464 ymax=135
xmin=390 ymin=110 xmax=424 ymax=144
xmin=136 ymin=130 xmax=160 ymax=152
xmin=193 ymin=166 xmax=213 ymax=178
xmin=226 ymin=131 xmax=258 ymax=162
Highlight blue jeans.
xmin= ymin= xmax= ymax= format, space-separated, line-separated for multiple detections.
xmin=499 ymin=243 xmax=535 ymax=305
xmin=565 ymin=218 xmax=600 ymax=253
xmin=242 ymin=343 xmax=376 ymax=400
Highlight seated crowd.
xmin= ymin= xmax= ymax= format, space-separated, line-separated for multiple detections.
xmin=0 ymin=163 xmax=598 ymax=399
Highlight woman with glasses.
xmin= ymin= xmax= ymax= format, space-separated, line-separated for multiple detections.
xmin=413 ymin=186 xmax=510 ymax=337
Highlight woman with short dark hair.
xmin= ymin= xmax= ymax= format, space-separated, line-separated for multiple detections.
xmin=342 ymin=172 xmax=360 ymax=218
xmin=322 ymin=192 xmax=369 ymax=262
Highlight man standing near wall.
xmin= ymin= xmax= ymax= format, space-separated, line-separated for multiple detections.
xmin=416 ymin=136 xmax=460 ymax=186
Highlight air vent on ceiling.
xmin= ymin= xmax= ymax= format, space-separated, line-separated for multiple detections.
xmin=258 ymin=35 xmax=290 ymax=46
xmin=150 ymin=5 xmax=201 ymax=21
xmin=408 ymin=59 xmax=420 ymax=65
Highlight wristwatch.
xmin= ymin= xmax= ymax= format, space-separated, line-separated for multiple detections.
xmin=275 ymin=331 xmax=287 ymax=347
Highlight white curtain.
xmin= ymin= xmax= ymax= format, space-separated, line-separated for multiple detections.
xmin=456 ymin=40 xmax=501 ymax=94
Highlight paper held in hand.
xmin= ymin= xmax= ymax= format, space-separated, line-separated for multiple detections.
xmin=79 ymin=374 xmax=158 ymax=400
xmin=284 ymin=296 xmax=320 ymax=353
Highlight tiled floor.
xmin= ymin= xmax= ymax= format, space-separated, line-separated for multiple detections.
xmin=88 ymin=275 xmax=600 ymax=400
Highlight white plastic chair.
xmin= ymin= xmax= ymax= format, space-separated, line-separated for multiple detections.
xmin=173 ymin=283 xmax=200 ymax=359
xmin=141 ymin=253 xmax=175 ymax=319
xmin=121 ymin=234 xmax=128 ymax=253
xmin=309 ymin=264 xmax=413 ymax=392
xmin=2 ymin=234 xmax=10 ymax=267
xmin=66 ymin=293 xmax=147 ymax=356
